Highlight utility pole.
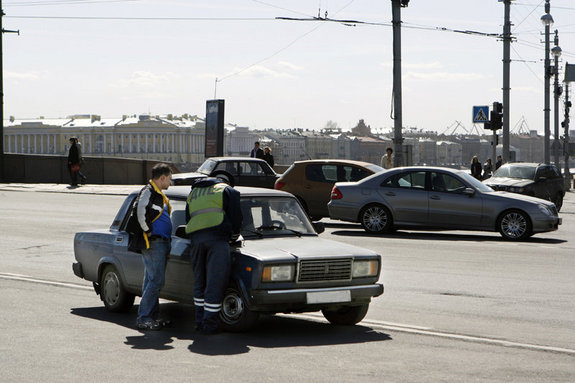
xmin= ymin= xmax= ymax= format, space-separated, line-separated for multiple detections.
xmin=564 ymin=78 xmax=570 ymax=190
xmin=552 ymin=30 xmax=561 ymax=168
xmin=0 ymin=0 xmax=19 ymax=182
xmin=541 ymin=0 xmax=553 ymax=165
xmin=502 ymin=0 xmax=512 ymax=164
xmin=391 ymin=0 xmax=408 ymax=167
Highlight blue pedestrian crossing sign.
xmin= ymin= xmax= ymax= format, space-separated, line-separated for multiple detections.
xmin=473 ymin=106 xmax=489 ymax=123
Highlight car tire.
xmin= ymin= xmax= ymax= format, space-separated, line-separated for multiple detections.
xmin=219 ymin=285 xmax=259 ymax=332
xmin=210 ymin=170 xmax=235 ymax=187
xmin=552 ymin=193 xmax=563 ymax=212
xmin=497 ymin=209 xmax=532 ymax=241
xmin=322 ymin=304 xmax=369 ymax=325
xmin=359 ymin=204 xmax=393 ymax=234
xmin=100 ymin=265 xmax=135 ymax=313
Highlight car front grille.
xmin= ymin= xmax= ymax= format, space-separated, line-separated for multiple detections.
xmin=298 ymin=259 xmax=352 ymax=282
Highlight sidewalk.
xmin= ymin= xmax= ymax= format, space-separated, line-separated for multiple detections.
xmin=0 ymin=183 xmax=137 ymax=196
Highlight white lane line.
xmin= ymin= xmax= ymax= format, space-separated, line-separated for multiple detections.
xmin=4 ymin=272 xmax=575 ymax=356
xmin=286 ymin=313 xmax=575 ymax=356
xmin=0 ymin=273 xmax=94 ymax=290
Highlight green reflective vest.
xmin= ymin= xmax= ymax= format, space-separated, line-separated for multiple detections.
xmin=185 ymin=183 xmax=227 ymax=234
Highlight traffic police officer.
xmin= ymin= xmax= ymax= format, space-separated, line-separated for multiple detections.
xmin=185 ymin=178 xmax=242 ymax=334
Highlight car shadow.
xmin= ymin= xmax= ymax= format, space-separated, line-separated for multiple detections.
xmin=329 ymin=229 xmax=567 ymax=244
xmin=70 ymin=303 xmax=391 ymax=356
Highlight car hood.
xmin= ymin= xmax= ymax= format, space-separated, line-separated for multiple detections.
xmin=172 ymin=171 xmax=207 ymax=179
xmin=486 ymin=190 xmax=555 ymax=207
xmin=239 ymin=236 xmax=378 ymax=262
xmin=485 ymin=177 xmax=533 ymax=187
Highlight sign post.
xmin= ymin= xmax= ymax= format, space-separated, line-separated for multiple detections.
xmin=205 ymin=99 xmax=225 ymax=158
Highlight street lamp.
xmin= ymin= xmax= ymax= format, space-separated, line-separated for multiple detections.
xmin=541 ymin=1 xmax=553 ymax=164
xmin=552 ymin=35 xmax=562 ymax=169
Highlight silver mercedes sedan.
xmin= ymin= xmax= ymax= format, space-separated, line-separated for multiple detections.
xmin=328 ymin=166 xmax=561 ymax=241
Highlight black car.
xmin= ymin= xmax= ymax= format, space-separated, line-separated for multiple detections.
xmin=483 ymin=163 xmax=565 ymax=211
xmin=172 ymin=157 xmax=279 ymax=188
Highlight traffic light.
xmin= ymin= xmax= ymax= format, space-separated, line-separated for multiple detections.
xmin=489 ymin=102 xmax=503 ymax=130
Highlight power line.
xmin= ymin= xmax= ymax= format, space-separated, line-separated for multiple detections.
xmin=5 ymin=0 xmax=141 ymax=6
xmin=6 ymin=15 xmax=274 ymax=21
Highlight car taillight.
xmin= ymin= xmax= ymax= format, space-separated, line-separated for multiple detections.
xmin=331 ymin=186 xmax=342 ymax=200
xmin=275 ymin=181 xmax=286 ymax=190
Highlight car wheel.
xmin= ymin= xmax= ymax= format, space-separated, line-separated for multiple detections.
xmin=552 ymin=193 xmax=563 ymax=212
xmin=219 ymin=285 xmax=259 ymax=332
xmin=497 ymin=209 xmax=532 ymax=241
xmin=360 ymin=204 xmax=393 ymax=234
xmin=100 ymin=265 xmax=135 ymax=313
xmin=322 ymin=304 xmax=369 ymax=325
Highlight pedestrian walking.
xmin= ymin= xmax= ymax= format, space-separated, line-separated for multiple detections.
xmin=67 ymin=137 xmax=87 ymax=186
xmin=381 ymin=147 xmax=394 ymax=169
xmin=129 ymin=163 xmax=173 ymax=331
xmin=185 ymin=177 xmax=242 ymax=334
xmin=495 ymin=155 xmax=503 ymax=170
xmin=471 ymin=156 xmax=482 ymax=180
xmin=263 ymin=146 xmax=274 ymax=168
xmin=483 ymin=158 xmax=493 ymax=180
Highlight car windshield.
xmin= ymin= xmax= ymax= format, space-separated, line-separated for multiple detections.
xmin=459 ymin=171 xmax=494 ymax=192
xmin=240 ymin=196 xmax=316 ymax=238
xmin=167 ymin=197 xmax=316 ymax=238
xmin=493 ymin=164 xmax=536 ymax=180
xmin=197 ymin=159 xmax=217 ymax=174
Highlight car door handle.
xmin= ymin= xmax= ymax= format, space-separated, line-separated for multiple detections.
xmin=385 ymin=191 xmax=396 ymax=196
xmin=115 ymin=236 xmax=124 ymax=242
xmin=430 ymin=195 xmax=441 ymax=200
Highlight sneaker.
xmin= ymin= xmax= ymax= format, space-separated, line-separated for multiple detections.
xmin=137 ymin=320 xmax=162 ymax=331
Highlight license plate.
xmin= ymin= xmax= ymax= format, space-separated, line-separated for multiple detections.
xmin=306 ymin=290 xmax=351 ymax=304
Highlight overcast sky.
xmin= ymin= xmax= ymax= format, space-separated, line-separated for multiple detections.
xmin=3 ymin=0 xmax=575 ymax=134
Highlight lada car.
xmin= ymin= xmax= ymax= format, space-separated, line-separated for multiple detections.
xmin=483 ymin=163 xmax=565 ymax=211
xmin=72 ymin=186 xmax=383 ymax=331
xmin=172 ymin=157 xmax=279 ymax=188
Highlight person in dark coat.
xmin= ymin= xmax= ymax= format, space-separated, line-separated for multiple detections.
xmin=67 ymin=137 xmax=87 ymax=186
xmin=495 ymin=155 xmax=503 ymax=170
xmin=470 ymin=156 xmax=482 ymax=180
xmin=262 ymin=147 xmax=274 ymax=168
xmin=250 ymin=141 xmax=264 ymax=159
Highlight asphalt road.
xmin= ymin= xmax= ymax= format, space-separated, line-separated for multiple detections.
xmin=1 ymin=185 xmax=574 ymax=382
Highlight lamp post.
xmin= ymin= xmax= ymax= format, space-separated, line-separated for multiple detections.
xmin=541 ymin=1 xmax=553 ymax=165
xmin=552 ymin=31 xmax=562 ymax=169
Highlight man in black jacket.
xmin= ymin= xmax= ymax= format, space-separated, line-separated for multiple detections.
xmin=250 ymin=141 xmax=264 ymax=159
xmin=67 ymin=137 xmax=87 ymax=186
xmin=185 ymin=178 xmax=242 ymax=334
xmin=132 ymin=163 xmax=173 ymax=331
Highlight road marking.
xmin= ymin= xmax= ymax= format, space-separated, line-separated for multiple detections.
xmin=284 ymin=313 xmax=575 ymax=356
xmin=3 ymin=272 xmax=575 ymax=356
xmin=0 ymin=272 xmax=94 ymax=290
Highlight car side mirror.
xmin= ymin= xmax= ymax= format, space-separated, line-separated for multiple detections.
xmin=313 ymin=221 xmax=325 ymax=234
xmin=463 ymin=188 xmax=475 ymax=197
xmin=230 ymin=234 xmax=244 ymax=247
xmin=175 ymin=225 xmax=189 ymax=239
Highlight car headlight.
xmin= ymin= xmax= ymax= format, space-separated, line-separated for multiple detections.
xmin=508 ymin=186 xmax=525 ymax=193
xmin=537 ymin=204 xmax=554 ymax=217
xmin=262 ymin=265 xmax=295 ymax=282
xmin=352 ymin=260 xmax=379 ymax=278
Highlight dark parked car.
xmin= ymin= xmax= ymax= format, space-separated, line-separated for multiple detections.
xmin=275 ymin=160 xmax=383 ymax=219
xmin=72 ymin=186 xmax=384 ymax=331
xmin=172 ymin=157 xmax=279 ymax=188
xmin=483 ymin=163 xmax=565 ymax=211
xmin=328 ymin=166 xmax=561 ymax=241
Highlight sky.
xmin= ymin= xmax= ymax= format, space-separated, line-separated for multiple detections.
xmin=3 ymin=0 xmax=575 ymax=134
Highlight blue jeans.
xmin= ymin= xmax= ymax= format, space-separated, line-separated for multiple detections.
xmin=137 ymin=239 xmax=169 ymax=323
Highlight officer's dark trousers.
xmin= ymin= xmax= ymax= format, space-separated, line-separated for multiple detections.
xmin=190 ymin=231 xmax=231 ymax=332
